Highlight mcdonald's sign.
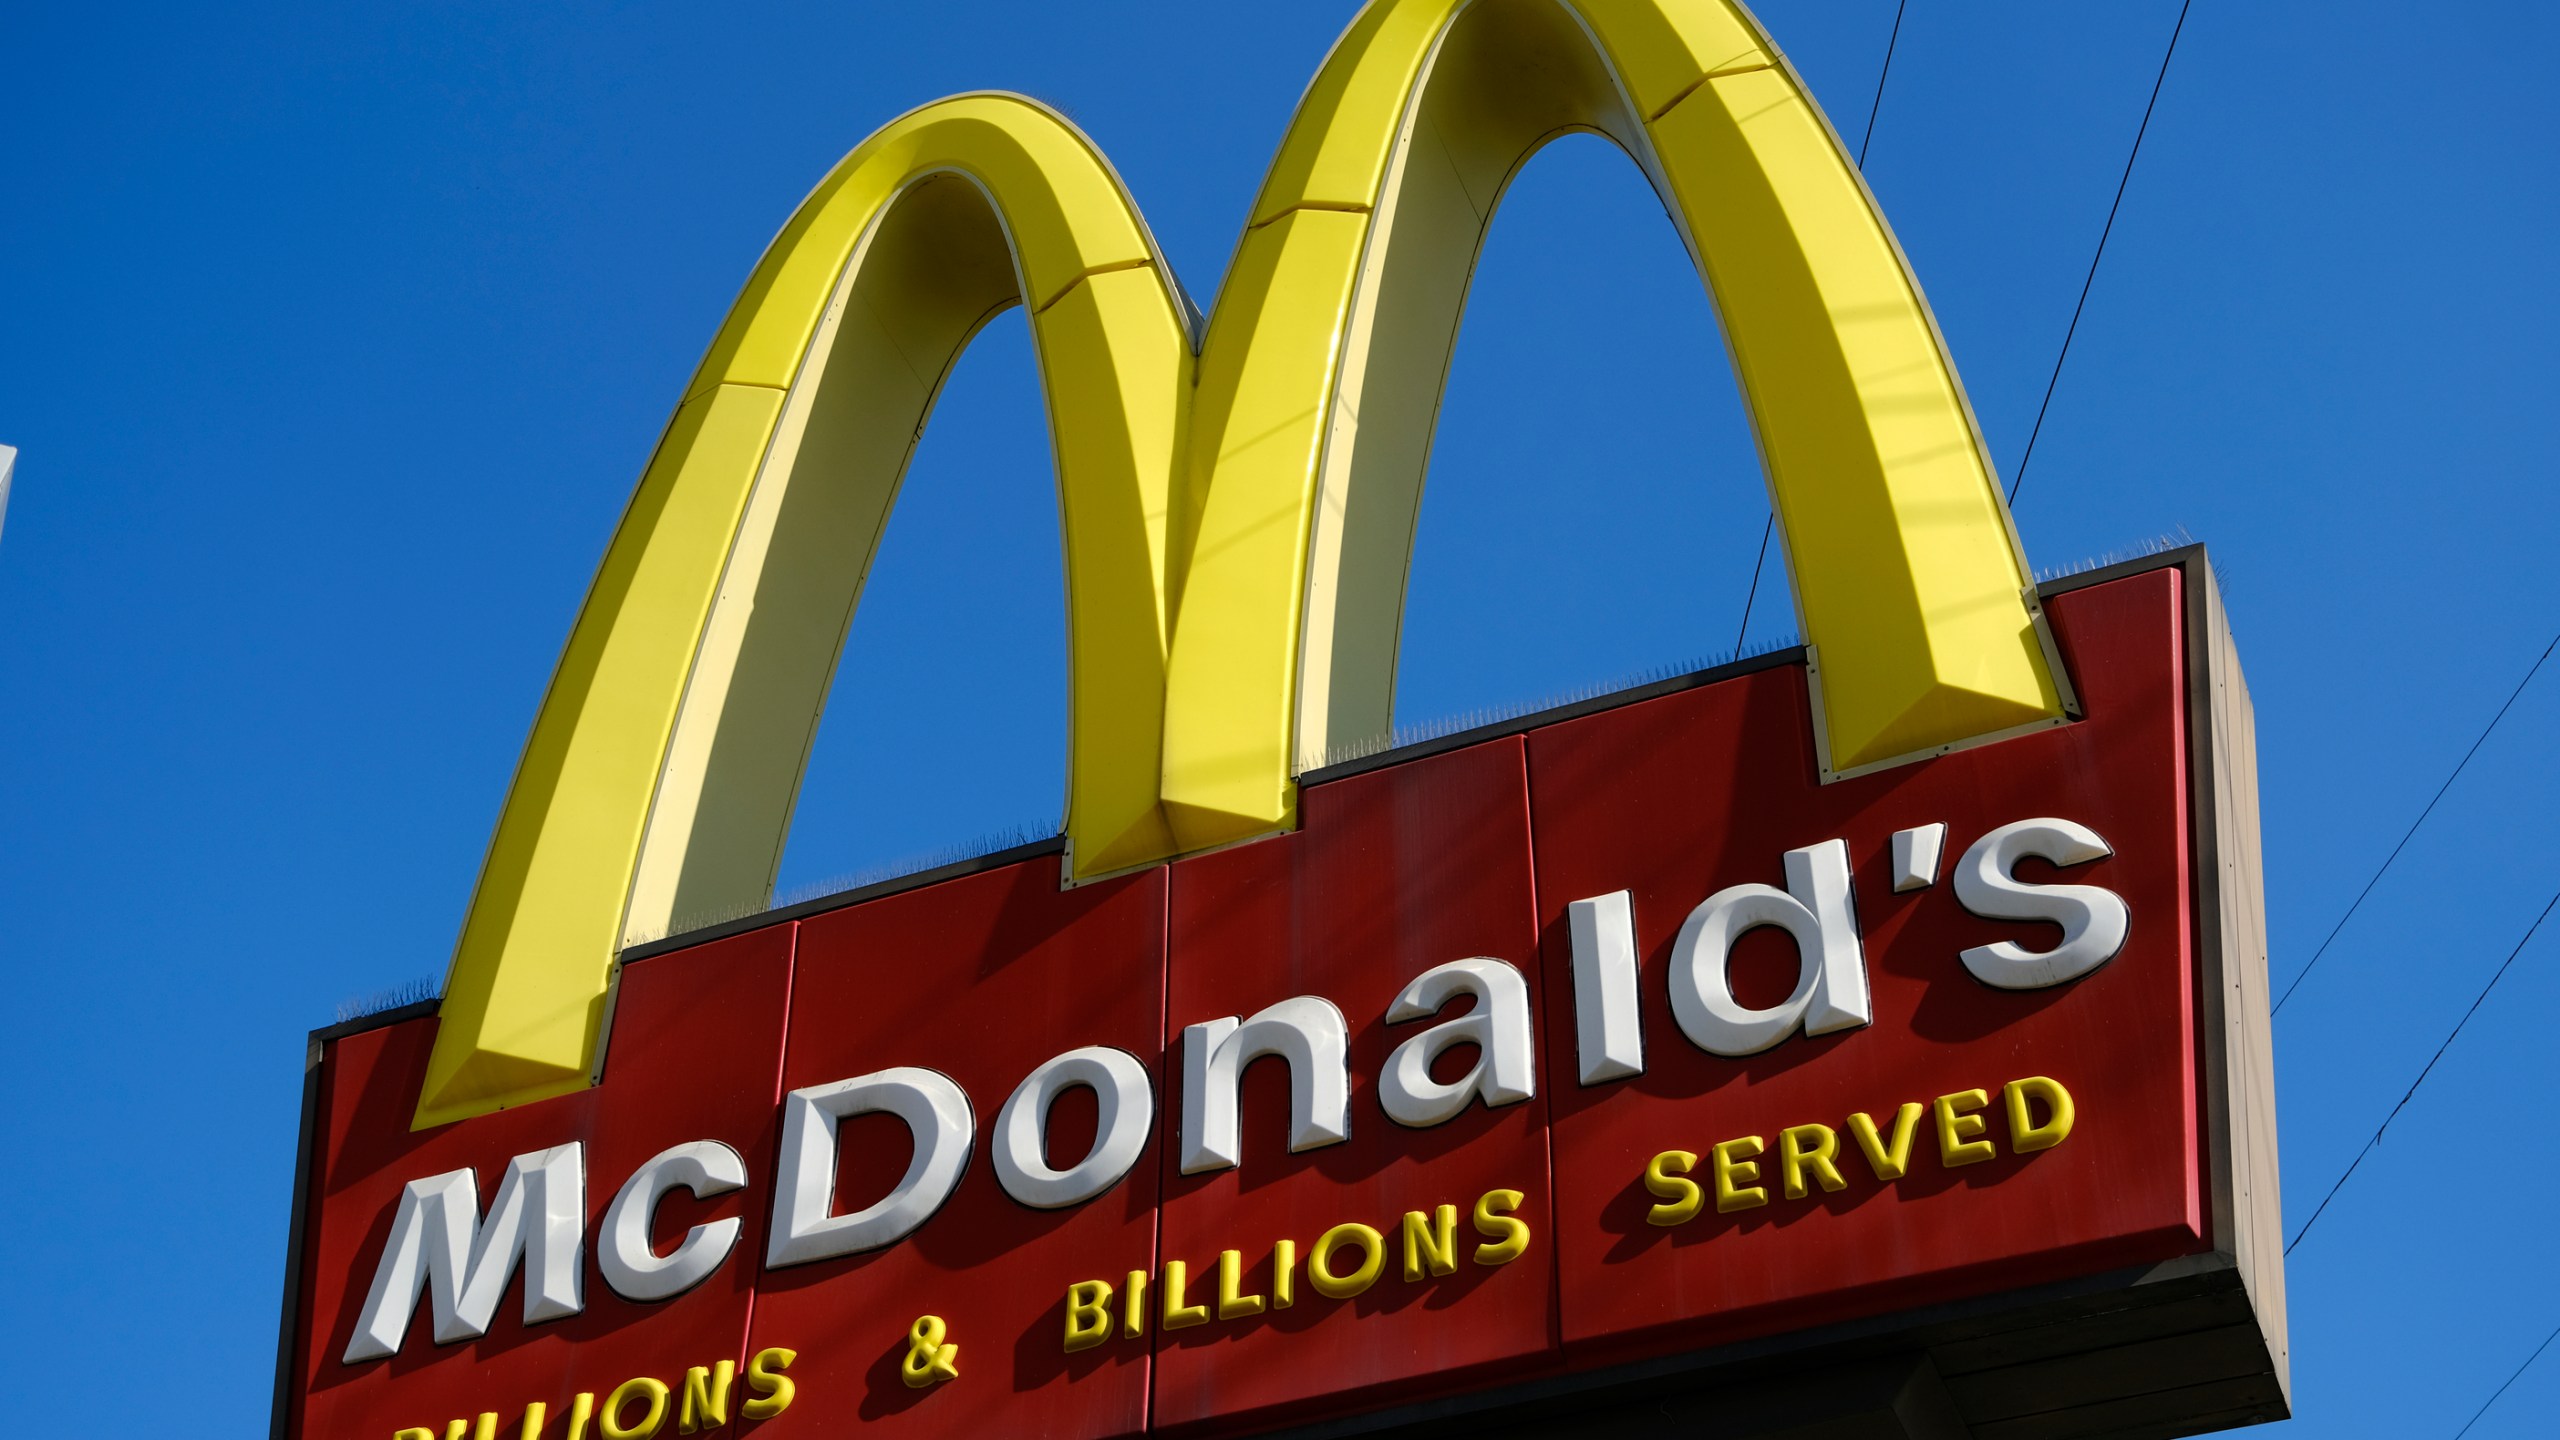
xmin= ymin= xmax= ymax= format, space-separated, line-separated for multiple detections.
xmin=274 ymin=2 xmax=2288 ymax=1436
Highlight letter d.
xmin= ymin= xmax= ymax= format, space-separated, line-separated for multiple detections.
xmin=1668 ymin=839 xmax=1871 ymax=1057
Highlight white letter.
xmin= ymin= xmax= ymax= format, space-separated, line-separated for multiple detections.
xmin=598 ymin=1140 xmax=746 ymax=1303
xmin=1668 ymin=839 xmax=1871 ymax=1057
xmin=1379 ymin=958 xmax=1536 ymax=1127
xmin=766 ymin=1068 xmax=972 ymax=1268
xmin=1179 ymin=997 xmax=1350 ymax=1175
xmin=1953 ymin=818 xmax=2129 ymax=989
xmin=1891 ymin=822 xmax=1947 ymax=892
xmin=1567 ymin=891 xmax=1645 ymax=1084
xmin=343 ymin=1143 xmax=585 ymax=1363
xmin=992 ymin=1046 xmax=1154 ymax=1209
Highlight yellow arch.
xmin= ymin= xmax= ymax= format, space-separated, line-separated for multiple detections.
xmin=1161 ymin=0 xmax=2066 ymax=845
xmin=417 ymin=95 xmax=1192 ymax=1126
xmin=419 ymin=0 xmax=2066 ymax=1127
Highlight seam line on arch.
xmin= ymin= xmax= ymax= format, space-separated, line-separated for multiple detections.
xmin=678 ymin=378 xmax=789 ymax=408
xmin=1031 ymin=257 xmax=1157 ymax=315
xmin=1246 ymin=199 xmax=1374 ymax=232
xmin=1647 ymin=61 xmax=1773 ymax=124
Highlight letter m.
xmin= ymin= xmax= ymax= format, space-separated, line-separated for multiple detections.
xmin=342 ymin=1143 xmax=585 ymax=1363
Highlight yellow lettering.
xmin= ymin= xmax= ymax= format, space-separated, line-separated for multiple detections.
xmin=1779 ymin=1123 xmax=1846 ymax=1199
xmin=1936 ymin=1088 xmax=1997 ymax=1166
xmin=564 ymin=1392 xmax=596 ymax=1440
xmin=1216 ymin=1248 xmax=1266 ymax=1319
xmin=1472 ymin=1188 xmax=1531 ymax=1265
xmin=1309 ymin=1222 xmax=1386 ymax=1299
xmin=1400 ymin=1204 xmax=1459 ymax=1281
xmin=475 ymin=1416 xmax=501 ymax=1440
xmin=599 ymin=1377 xmax=667 ymax=1440
xmin=519 ymin=1402 xmax=549 ymax=1440
xmin=1122 ymin=1267 xmax=1150 ymax=1337
xmin=395 ymin=1430 xmax=435 ymax=1440
xmin=1713 ymin=1136 xmax=1768 ymax=1212
xmin=1272 ymin=1239 xmax=1298 ymax=1308
xmin=678 ymin=1360 xmax=733 ymax=1433
xmin=1847 ymin=1103 xmax=1925 ymax=1181
xmin=1643 ymin=1151 xmax=1703 ymax=1226
xmin=900 ymin=1315 xmax=960 ymax=1387
xmin=2004 ymin=1076 xmax=2075 ymax=1152
xmin=1161 ymin=1260 xmax=1211 ymax=1329
xmin=740 ymin=1349 xmax=795 ymax=1421
xmin=444 ymin=1422 xmax=469 ymax=1440
xmin=1065 ymin=1279 xmax=1115 ymax=1352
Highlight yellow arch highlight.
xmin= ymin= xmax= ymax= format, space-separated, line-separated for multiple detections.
xmin=419 ymin=0 xmax=2065 ymax=1127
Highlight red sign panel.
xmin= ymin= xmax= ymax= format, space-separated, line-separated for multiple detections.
xmin=278 ymin=563 xmax=2265 ymax=1439
xmin=1155 ymin=736 xmax=1555 ymax=1433
xmin=1530 ymin=567 xmax=2200 ymax=1362
xmin=747 ymin=862 xmax=1168 ymax=1439
xmin=294 ymin=926 xmax=794 ymax=1439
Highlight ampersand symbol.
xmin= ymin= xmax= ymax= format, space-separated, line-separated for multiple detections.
xmin=901 ymin=1314 xmax=960 ymax=1389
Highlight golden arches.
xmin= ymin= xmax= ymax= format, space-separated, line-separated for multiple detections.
xmin=419 ymin=0 xmax=2065 ymax=1128
xmin=417 ymin=96 xmax=1191 ymax=1127
xmin=1163 ymin=0 xmax=2067 ymax=844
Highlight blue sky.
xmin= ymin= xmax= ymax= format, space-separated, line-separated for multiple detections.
xmin=3 ymin=2 xmax=2556 ymax=1433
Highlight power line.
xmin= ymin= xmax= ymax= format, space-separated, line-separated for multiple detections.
xmin=1732 ymin=522 xmax=1775 ymax=661
xmin=2284 ymin=887 xmax=2559 ymax=1257
xmin=1854 ymin=0 xmax=1909 ymax=166
xmin=2454 ymin=1318 xmax=2560 ymax=1439
xmin=1733 ymin=0 xmax=1905 ymax=655
xmin=2006 ymin=0 xmax=2193 ymax=507
xmin=2273 ymin=629 xmax=2559 ymax=1015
